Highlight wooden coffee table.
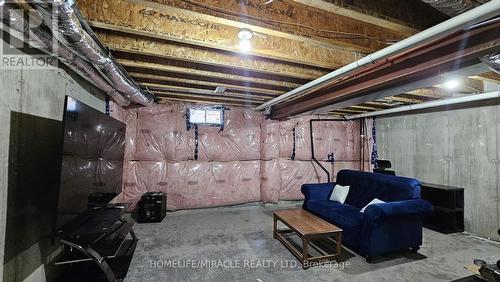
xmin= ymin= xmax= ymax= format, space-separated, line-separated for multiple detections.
xmin=273 ymin=208 xmax=342 ymax=269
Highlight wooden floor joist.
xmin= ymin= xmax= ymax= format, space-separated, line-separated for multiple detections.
xmin=144 ymin=84 xmax=275 ymax=101
xmin=154 ymin=91 xmax=263 ymax=105
xmin=96 ymin=30 xmax=329 ymax=80
xmin=118 ymin=59 xmax=304 ymax=89
xmin=129 ymin=72 xmax=283 ymax=95
xmin=158 ymin=97 xmax=260 ymax=107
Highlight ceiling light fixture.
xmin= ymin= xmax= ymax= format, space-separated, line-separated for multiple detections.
xmin=238 ymin=28 xmax=253 ymax=41
xmin=238 ymin=38 xmax=251 ymax=52
xmin=443 ymin=79 xmax=460 ymax=90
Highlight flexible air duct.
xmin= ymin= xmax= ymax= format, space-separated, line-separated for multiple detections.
xmin=31 ymin=1 xmax=156 ymax=105
xmin=421 ymin=0 xmax=500 ymax=74
xmin=0 ymin=3 xmax=131 ymax=106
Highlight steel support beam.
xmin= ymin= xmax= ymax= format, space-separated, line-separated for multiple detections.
xmin=271 ymin=21 xmax=500 ymax=118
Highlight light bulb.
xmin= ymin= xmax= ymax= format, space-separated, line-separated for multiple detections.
xmin=239 ymin=39 xmax=251 ymax=52
xmin=443 ymin=79 xmax=460 ymax=90
xmin=238 ymin=28 xmax=253 ymax=40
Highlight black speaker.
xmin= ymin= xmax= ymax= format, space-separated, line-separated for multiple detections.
xmin=137 ymin=192 xmax=166 ymax=223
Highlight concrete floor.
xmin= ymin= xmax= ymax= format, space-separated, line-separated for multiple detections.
xmin=126 ymin=202 xmax=500 ymax=282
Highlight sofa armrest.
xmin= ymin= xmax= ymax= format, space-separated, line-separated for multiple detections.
xmin=364 ymin=199 xmax=433 ymax=222
xmin=301 ymin=183 xmax=335 ymax=201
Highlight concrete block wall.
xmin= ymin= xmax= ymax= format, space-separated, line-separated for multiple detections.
xmin=0 ymin=43 xmax=106 ymax=281
xmin=376 ymin=99 xmax=500 ymax=240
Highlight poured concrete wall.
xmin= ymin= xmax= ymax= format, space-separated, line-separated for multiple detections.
xmin=0 ymin=42 xmax=106 ymax=281
xmin=376 ymin=99 xmax=500 ymax=240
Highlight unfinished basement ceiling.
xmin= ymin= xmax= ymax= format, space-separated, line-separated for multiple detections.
xmin=78 ymin=0 xmax=500 ymax=115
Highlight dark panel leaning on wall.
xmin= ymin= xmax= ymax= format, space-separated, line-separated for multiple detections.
xmin=4 ymin=112 xmax=63 ymax=282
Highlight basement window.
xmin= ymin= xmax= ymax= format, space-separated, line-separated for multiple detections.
xmin=188 ymin=108 xmax=224 ymax=127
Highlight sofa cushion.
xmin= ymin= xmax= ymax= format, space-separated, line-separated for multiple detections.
xmin=360 ymin=198 xmax=385 ymax=213
xmin=304 ymin=200 xmax=342 ymax=218
xmin=327 ymin=204 xmax=364 ymax=231
xmin=336 ymin=170 xmax=421 ymax=209
xmin=329 ymin=184 xmax=350 ymax=203
xmin=304 ymin=200 xmax=364 ymax=231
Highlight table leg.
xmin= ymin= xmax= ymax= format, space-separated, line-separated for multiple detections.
xmin=302 ymin=237 xmax=309 ymax=269
xmin=336 ymin=232 xmax=342 ymax=261
xmin=273 ymin=215 xmax=277 ymax=239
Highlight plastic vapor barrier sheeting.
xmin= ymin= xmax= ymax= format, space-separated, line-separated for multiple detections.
xmin=167 ymin=161 xmax=261 ymax=210
xmin=260 ymin=160 xmax=281 ymax=203
xmin=279 ymin=159 xmax=332 ymax=200
xmin=109 ymin=101 xmax=373 ymax=210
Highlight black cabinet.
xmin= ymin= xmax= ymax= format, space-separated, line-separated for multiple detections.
xmin=421 ymin=182 xmax=464 ymax=234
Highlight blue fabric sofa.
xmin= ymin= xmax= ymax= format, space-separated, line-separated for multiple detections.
xmin=301 ymin=169 xmax=432 ymax=261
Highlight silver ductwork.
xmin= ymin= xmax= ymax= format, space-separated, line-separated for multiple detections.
xmin=420 ymin=0 xmax=489 ymax=16
xmin=0 ymin=3 xmax=131 ymax=106
xmin=421 ymin=0 xmax=500 ymax=74
xmin=32 ymin=1 xmax=156 ymax=106
xmin=0 ymin=1 xmax=155 ymax=106
xmin=480 ymin=52 xmax=500 ymax=74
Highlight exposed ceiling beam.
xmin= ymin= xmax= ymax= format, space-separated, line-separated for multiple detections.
xmin=154 ymin=91 xmax=262 ymax=105
xmin=470 ymin=71 xmax=500 ymax=83
xmin=382 ymin=96 xmax=424 ymax=104
xmin=78 ymin=0 xmax=360 ymax=69
xmin=144 ymin=83 xmax=275 ymax=100
xmin=158 ymin=97 xmax=259 ymax=107
xmin=95 ymin=30 xmax=328 ymax=80
xmin=290 ymin=0 xmax=418 ymax=36
xmin=129 ymin=72 xmax=283 ymax=95
xmin=310 ymin=63 xmax=491 ymax=115
xmin=271 ymin=21 xmax=500 ymax=118
xmin=117 ymin=59 xmax=303 ymax=89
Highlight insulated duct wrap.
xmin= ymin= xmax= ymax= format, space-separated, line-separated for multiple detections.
xmin=480 ymin=52 xmax=500 ymax=74
xmin=45 ymin=1 xmax=155 ymax=105
xmin=420 ymin=0 xmax=499 ymax=74
xmin=0 ymin=3 xmax=131 ymax=106
xmin=5 ymin=1 xmax=153 ymax=106
xmin=420 ymin=0 xmax=488 ymax=15
xmin=110 ymin=101 xmax=371 ymax=209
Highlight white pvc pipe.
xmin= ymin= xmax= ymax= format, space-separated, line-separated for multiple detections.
xmin=345 ymin=91 xmax=500 ymax=119
xmin=254 ymin=0 xmax=500 ymax=111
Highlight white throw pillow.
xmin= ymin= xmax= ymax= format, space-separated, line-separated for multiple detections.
xmin=360 ymin=198 xmax=386 ymax=213
xmin=329 ymin=184 xmax=350 ymax=204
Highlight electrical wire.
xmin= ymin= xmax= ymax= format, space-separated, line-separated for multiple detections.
xmin=180 ymin=0 xmax=399 ymax=45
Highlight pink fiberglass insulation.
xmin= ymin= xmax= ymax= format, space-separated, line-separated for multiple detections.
xmin=166 ymin=161 xmax=261 ymax=210
xmin=117 ymin=160 xmax=168 ymax=210
xmin=198 ymin=108 xmax=261 ymax=161
xmin=134 ymin=110 xmax=175 ymax=161
xmin=109 ymin=102 xmax=137 ymax=161
xmin=278 ymin=159 xmax=332 ymax=200
xmin=109 ymin=101 xmax=370 ymax=209
xmin=134 ymin=103 xmax=195 ymax=161
xmin=260 ymin=160 xmax=281 ymax=203
xmin=312 ymin=120 xmax=361 ymax=161
xmin=279 ymin=117 xmax=361 ymax=161
xmin=261 ymin=119 xmax=280 ymax=160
